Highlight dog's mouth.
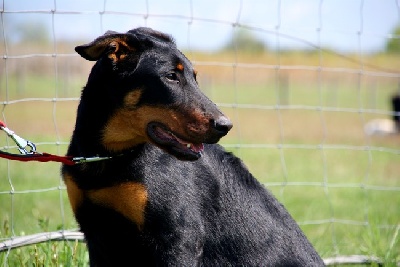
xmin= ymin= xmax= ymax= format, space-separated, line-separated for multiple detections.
xmin=147 ymin=122 xmax=204 ymax=161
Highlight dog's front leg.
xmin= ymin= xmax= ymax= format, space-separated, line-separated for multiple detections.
xmin=160 ymin=233 xmax=204 ymax=266
xmin=146 ymin=208 xmax=205 ymax=266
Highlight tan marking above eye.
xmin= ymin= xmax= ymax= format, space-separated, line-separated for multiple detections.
xmin=176 ymin=63 xmax=184 ymax=71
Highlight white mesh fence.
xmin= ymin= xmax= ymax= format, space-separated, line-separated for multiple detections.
xmin=0 ymin=0 xmax=399 ymax=265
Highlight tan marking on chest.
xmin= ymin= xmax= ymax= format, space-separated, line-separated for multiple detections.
xmin=63 ymin=173 xmax=84 ymax=215
xmin=87 ymin=182 xmax=148 ymax=229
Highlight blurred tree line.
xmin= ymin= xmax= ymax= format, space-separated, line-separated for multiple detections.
xmin=225 ymin=25 xmax=400 ymax=55
xmin=1 ymin=19 xmax=400 ymax=54
xmin=386 ymin=25 xmax=400 ymax=53
xmin=223 ymin=28 xmax=267 ymax=54
xmin=0 ymin=19 xmax=49 ymax=44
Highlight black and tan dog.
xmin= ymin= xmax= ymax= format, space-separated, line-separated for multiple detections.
xmin=62 ymin=27 xmax=324 ymax=266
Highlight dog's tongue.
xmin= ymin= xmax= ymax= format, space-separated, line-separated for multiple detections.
xmin=175 ymin=136 xmax=204 ymax=154
xmin=153 ymin=125 xmax=204 ymax=153
xmin=190 ymin=143 xmax=204 ymax=153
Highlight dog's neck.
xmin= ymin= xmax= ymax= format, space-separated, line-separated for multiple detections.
xmin=69 ymin=64 xmax=120 ymax=152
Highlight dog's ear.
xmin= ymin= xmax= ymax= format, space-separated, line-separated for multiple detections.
xmin=75 ymin=31 xmax=134 ymax=62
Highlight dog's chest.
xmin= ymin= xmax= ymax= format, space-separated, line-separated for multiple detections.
xmin=63 ymin=172 xmax=148 ymax=229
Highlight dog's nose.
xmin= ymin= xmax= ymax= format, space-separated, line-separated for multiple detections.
xmin=211 ymin=116 xmax=233 ymax=136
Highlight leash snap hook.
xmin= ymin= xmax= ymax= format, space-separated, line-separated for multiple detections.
xmin=18 ymin=140 xmax=37 ymax=155
xmin=0 ymin=124 xmax=37 ymax=155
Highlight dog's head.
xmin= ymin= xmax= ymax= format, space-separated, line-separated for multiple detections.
xmin=75 ymin=27 xmax=232 ymax=161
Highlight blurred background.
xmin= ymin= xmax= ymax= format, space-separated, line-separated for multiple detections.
xmin=0 ymin=0 xmax=399 ymax=266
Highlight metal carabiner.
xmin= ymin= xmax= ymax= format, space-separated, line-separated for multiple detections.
xmin=0 ymin=125 xmax=37 ymax=155
xmin=17 ymin=140 xmax=37 ymax=155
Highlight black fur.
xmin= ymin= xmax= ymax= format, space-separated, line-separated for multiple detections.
xmin=392 ymin=93 xmax=400 ymax=131
xmin=62 ymin=27 xmax=324 ymax=266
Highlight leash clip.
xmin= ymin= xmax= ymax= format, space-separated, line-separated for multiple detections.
xmin=0 ymin=124 xmax=37 ymax=155
xmin=72 ymin=156 xmax=113 ymax=164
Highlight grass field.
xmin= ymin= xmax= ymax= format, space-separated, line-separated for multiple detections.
xmin=1 ymin=51 xmax=399 ymax=266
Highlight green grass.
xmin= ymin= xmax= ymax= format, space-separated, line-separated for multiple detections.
xmin=1 ymin=145 xmax=398 ymax=266
xmin=1 ymin=51 xmax=400 ymax=266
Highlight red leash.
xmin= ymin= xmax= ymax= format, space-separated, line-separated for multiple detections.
xmin=0 ymin=120 xmax=112 ymax=165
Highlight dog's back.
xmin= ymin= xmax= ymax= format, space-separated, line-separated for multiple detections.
xmin=166 ymin=144 xmax=322 ymax=266
xmin=62 ymin=27 xmax=324 ymax=266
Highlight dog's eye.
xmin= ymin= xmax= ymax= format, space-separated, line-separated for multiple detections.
xmin=166 ymin=73 xmax=179 ymax=83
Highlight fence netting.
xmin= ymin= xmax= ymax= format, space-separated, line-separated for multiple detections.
xmin=0 ymin=0 xmax=399 ymax=266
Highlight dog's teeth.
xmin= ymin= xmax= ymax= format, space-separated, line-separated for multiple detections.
xmin=187 ymin=144 xmax=191 ymax=148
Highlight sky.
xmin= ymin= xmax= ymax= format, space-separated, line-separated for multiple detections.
xmin=2 ymin=0 xmax=399 ymax=53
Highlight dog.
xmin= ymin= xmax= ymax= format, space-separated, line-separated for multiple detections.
xmin=62 ymin=27 xmax=324 ymax=266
